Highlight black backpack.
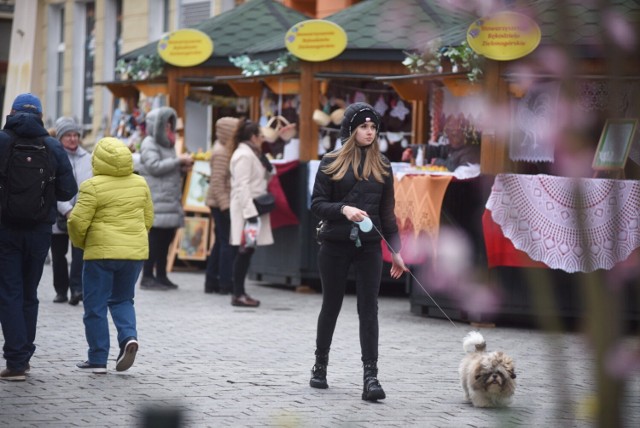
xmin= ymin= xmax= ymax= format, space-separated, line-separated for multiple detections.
xmin=0 ymin=130 xmax=56 ymax=227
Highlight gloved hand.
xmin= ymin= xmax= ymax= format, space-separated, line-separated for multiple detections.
xmin=247 ymin=216 xmax=258 ymax=224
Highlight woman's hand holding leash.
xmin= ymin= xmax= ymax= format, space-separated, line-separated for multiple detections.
xmin=341 ymin=205 xmax=368 ymax=222
xmin=342 ymin=205 xmax=409 ymax=279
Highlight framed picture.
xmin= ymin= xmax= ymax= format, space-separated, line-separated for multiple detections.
xmin=592 ymin=119 xmax=638 ymax=170
xmin=182 ymin=160 xmax=211 ymax=213
xmin=177 ymin=216 xmax=210 ymax=261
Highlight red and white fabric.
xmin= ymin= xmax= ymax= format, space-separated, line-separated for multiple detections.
xmin=485 ymin=173 xmax=640 ymax=272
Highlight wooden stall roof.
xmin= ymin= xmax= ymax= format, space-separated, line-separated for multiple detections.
xmin=95 ymin=78 xmax=168 ymax=98
xmin=247 ymin=0 xmax=474 ymax=61
xmin=314 ymin=72 xmax=396 ymax=81
xmin=533 ymin=0 xmax=640 ymax=55
xmin=178 ymin=73 xmax=301 ymax=97
xmin=247 ymin=0 xmax=640 ymax=61
xmin=119 ymin=0 xmax=308 ymax=67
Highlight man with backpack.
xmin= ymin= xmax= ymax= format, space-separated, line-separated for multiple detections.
xmin=0 ymin=93 xmax=78 ymax=381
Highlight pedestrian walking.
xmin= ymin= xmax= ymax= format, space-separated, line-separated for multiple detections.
xmin=204 ymin=117 xmax=239 ymax=294
xmin=228 ymin=120 xmax=275 ymax=307
xmin=139 ymin=107 xmax=193 ymax=290
xmin=50 ymin=116 xmax=92 ymax=305
xmin=309 ymin=102 xmax=408 ymax=401
xmin=0 ymin=93 xmax=78 ymax=381
xmin=68 ymin=137 xmax=154 ymax=373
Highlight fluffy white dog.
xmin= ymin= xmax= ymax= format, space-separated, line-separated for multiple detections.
xmin=459 ymin=331 xmax=516 ymax=407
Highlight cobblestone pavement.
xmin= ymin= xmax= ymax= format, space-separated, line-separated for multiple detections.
xmin=1 ymin=266 xmax=639 ymax=427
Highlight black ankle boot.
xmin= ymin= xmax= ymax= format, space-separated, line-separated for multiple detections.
xmin=362 ymin=360 xmax=386 ymax=401
xmin=309 ymin=351 xmax=329 ymax=389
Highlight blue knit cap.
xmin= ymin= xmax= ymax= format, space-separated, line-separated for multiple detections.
xmin=11 ymin=93 xmax=43 ymax=114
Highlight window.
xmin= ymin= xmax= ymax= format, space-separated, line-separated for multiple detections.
xmin=46 ymin=4 xmax=65 ymax=124
xmin=149 ymin=0 xmax=171 ymax=40
xmin=179 ymin=0 xmax=211 ymax=28
xmin=82 ymin=2 xmax=96 ymax=127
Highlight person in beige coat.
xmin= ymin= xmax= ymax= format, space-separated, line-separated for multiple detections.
xmin=204 ymin=117 xmax=239 ymax=294
xmin=228 ymin=120 xmax=275 ymax=307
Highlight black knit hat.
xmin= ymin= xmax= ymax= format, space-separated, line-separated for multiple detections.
xmin=339 ymin=102 xmax=380 ymax=142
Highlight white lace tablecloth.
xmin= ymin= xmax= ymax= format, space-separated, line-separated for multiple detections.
xmin=486 ymin=174 xmax=640 ymax=272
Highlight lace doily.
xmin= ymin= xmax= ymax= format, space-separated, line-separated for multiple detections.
xmin=486 ymin=174 xmax=640 ymax=272
xmin=509 ymin=81 xmax=560 ymax=163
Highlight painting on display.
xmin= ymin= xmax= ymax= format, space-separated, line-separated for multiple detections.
xmin=592 ymin=118 xmax=638 ymax=170
xmin=182 ymin=160 xmax=211 ymax=213
xmin=177 ymin=216 xmax=210 ymax=261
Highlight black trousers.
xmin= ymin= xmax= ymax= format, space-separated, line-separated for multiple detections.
xmin=315 ymin=240 xmax=382 ymax=362
xmin=232 ymin=247 xmax=254 ymax=297
xmin=143 ymin=227 xmax=176 ymax=278
xmin=51 ymin=234 xmax=83 ymax=296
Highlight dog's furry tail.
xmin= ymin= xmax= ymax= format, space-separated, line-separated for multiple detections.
xmin=462 ymin=331 xmax=486 ymax=353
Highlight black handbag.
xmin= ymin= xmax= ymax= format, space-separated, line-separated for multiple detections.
xmin=253 ymin=192 xmax=275 ymax=215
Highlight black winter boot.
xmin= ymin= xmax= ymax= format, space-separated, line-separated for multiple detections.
xmin=309 ymin=351 xmax=329 ymax=389
xmin=362 ymin=360 xmax=386 ymax=401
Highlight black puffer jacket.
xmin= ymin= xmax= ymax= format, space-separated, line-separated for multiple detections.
xmin=311 ymin=149 xmax=400 ymax=249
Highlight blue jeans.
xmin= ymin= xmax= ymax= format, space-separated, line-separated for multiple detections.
xmin=0 ymin=226 xmax=51 ymax=371
xmin=205 ymin=208 xmax=236 ymax=291
xmin=82 ymin=260 xmax=142 ymax=365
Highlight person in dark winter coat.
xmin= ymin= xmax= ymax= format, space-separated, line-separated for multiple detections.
xmin=309 ymin=102 xmax=408 ymax=401
xmin=139 ymin=107 xmax=193 ymax=290
xmin=0 ymin=93 xmax=77 ymax=381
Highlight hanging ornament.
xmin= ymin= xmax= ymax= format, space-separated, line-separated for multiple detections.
xmin=353 ymin=91 xmax=367 ymax=104
xmin=390 ymin=100 xmax=410 ymax=121
xmin=374 ymin=95 xmax=389 ymax=117
xmin=378 ymin=135 xmax=389 ymax=153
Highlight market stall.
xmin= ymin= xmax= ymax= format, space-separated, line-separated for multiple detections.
xmin=479 ymin=173 xmax=640 ymax=323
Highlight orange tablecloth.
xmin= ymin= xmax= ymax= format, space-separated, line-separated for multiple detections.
xmin=382 ymin=174 xmax=453 ymax=263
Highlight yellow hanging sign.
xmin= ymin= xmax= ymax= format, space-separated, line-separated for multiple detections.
xmin=285 ymin=20 xmax=348 ymax=62
xmin=466 ymin=11 xmax=541 ymax=61
xmin=157 ymin=29 xmax=214 ymax=67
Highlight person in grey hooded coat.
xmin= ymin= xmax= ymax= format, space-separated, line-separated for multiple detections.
xmin=139 ymin=107 xmax=193 ymax=290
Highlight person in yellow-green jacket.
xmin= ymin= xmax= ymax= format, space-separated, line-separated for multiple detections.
xmin=68 ymin=137 xmax=154 ymax=374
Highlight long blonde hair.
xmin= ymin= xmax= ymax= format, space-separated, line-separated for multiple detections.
xmin=322 ymin=132 xmax=389 ymax=183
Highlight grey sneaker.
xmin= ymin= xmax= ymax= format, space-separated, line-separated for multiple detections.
xmin=115 ymin=338 xmax=138 ymax=372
